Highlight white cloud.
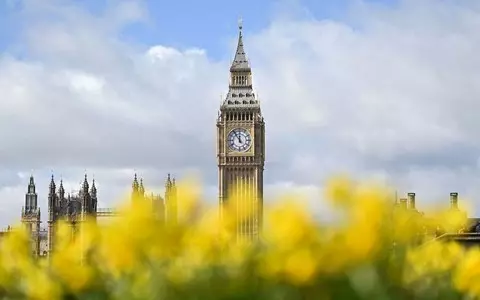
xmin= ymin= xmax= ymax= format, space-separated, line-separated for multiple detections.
xmin=1 ymin=0 xmax=480 ymax=227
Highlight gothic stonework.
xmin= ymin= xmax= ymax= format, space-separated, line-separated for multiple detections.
xmin=13 ymin=172 xmax=176 ymax=258
xmin=47 ymin=174 xmax=97 ymax=256
xmin=217 ymin=23 xmax=266 ymax=241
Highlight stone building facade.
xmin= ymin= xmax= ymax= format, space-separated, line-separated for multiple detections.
xmin=17 ymin=173 xmax=176 ymax=258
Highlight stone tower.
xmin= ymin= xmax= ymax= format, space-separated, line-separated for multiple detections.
xmin=217 ymin=22 xmax=266 ymax=241
xmin=21 ymin=175 xmax=41 ymax=256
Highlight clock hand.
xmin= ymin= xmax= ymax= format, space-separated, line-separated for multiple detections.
xmin=233 ymin=131 xmax=241 ymax=144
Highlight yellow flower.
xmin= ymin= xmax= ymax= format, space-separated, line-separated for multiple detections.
xmin=175 ymin=176 xmax=202 ymax=223
xmin=97 ymin=224 xmax=138 ymax=277
xmin=0 ymin=224 xmax=35 ymax=276
xmin=0 ymin=175 xmax=477 ymax=298
xmin=259 ymin=196 xmax=321 ymax=284
xmin=166 ymin=258 xmax=195 ymax=284
xmin=180 ymin=208 xmax=222 ymax=265
xmin=338 ymin=183 xmax=388 ymax=264
xmin=453 ymin=248 xmax=480 ymax=296
xmin=224 ymin=241 xmax=251 ymax=271
xmin=263 ymin=196 xmax=319 ymax=251
xmin=51 ymin=244 xmax=93 ymax=293
xmin=23 ymin=269 xmax=61 ymax=300
xmin=283 ymin=247 xmax=318 ymax=285
xmin=391 ymin=209 xmax=422 ymax=244
xmin=404 ymin=241 xmax=463 ymax=285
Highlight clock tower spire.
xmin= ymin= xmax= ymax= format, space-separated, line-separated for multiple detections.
xmin=217 ymin=21 xmax=265 ymax=242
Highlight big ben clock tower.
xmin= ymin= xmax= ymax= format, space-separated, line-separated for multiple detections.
xmin=217 ymin=21 xmax=265 ymax=241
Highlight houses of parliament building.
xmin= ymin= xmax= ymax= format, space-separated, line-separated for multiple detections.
xmin=15 ymin=173 xmax=178 ymax=257
xmin=0 ymin=22 xmax=266 ymax=256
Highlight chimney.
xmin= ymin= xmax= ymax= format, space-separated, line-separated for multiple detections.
xmin=407 ymin=192 xmax=416 ymax=210
xmin=399 ymin=198 xmax=407 ymax=210
xmin=450 ymin=192 xmax=458 ymax=210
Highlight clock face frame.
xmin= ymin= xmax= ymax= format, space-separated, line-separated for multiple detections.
xmin=227 ymin=128 xmax=252 ymax=152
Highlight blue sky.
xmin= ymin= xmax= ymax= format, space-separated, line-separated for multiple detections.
xmin=0 ymin=0 xmax=398 ymax=60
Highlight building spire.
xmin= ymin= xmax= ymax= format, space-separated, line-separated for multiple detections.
xmin=24 ymin=172 xmax=38 ymax=212
xmin=49 ymin=173 xmax=55 ymax=190
xmin=131 ymin=173 xmax=140 ymax=202
xmin=29 ymin=174 xmax=35 ymax=187
xmin=59 ymin=178 xmax=64 ymax=192
xmin=139 ymin=178 xmax=145 ymax=196
xmin=91 ymin=177 xmax=97 ymax=199
xmin=221 ymin=19 xmax=259 ymax=108
xmin=230 ymin=19 xmax=250 ymax=72
xmin=82 ymin=173 xmax=89 ymax=191
xmin=133 ymin=173 xmax=139 ymax=189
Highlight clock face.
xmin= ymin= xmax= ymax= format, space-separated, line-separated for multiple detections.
xmin=228 ymin=128 xmax=252 ymax=152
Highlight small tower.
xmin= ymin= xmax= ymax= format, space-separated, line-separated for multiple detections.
xmin=21 ymin=174 xmax=41 ymax=257
xmin=139 ymin=178 xmax=145 ymax=201
xmin=81 ymin=174 xmax=92 ymax=214
xmin=131 ymin=173 xmax=140 ymax=201
xmin=47 ymin=174 xmax=57 ymax=255
xmin=91 ymin=178 xmax=98 ymax=216
xmin=165 ymin=174 xmax=178 ymax=225
xmin=450 ymin=192 xmax=459 ymax=210
xmin=447 ymin=192 xmax=467 ymax=233
xmin=407 ymin=193 xmax=416 ymax=211
xmin=58 ymin=178 xmax=65 ymax=198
